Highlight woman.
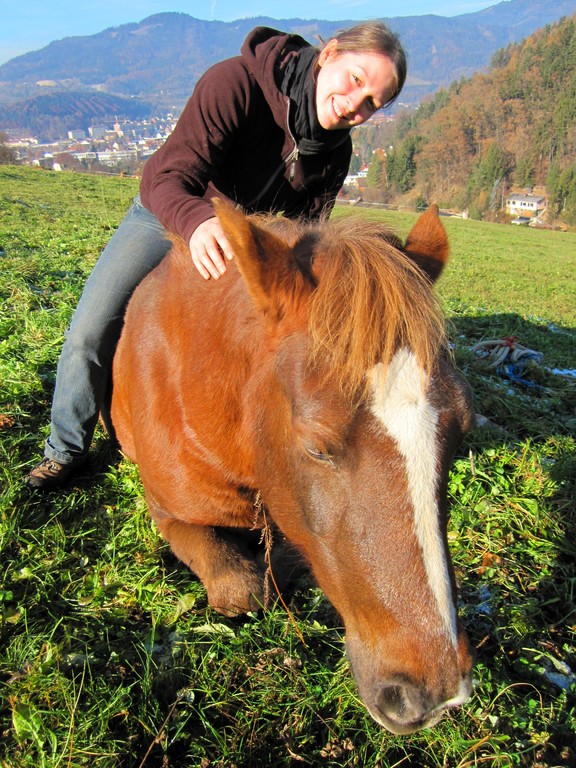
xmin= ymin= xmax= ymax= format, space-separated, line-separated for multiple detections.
xmin=27 ymin=21 xmax=406 ymax=489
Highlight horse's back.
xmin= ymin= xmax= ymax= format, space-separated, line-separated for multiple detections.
xmin=110 ymin=237 xmax=259 ymax=523
xmin=111 ymin=244 xmax=190 ymax=461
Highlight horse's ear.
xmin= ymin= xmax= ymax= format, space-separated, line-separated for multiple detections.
xmin=213 ymin=200 xmax=297 ymax=315
xmin=404 ymin=204 xmax=449 ymax=283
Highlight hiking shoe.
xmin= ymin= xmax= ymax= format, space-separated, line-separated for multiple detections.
xmin=26 ymin=457 xmax=85 ymax=490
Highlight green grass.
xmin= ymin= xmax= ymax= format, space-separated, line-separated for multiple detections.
xmin=333 ymin=205 xmax=576 ymax=329
xmin=1 ymin=166 xmax=575 ymax=767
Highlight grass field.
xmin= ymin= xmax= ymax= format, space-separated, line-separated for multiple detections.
xmin=1 ymin=166 xmax=575 ymax=767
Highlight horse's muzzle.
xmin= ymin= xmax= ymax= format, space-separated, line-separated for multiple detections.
xmin=367 ymin=675 xmax=473 ymax=735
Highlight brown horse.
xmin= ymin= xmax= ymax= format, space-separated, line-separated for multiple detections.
xmin=111 ymin=202 xmax=475 ymax=734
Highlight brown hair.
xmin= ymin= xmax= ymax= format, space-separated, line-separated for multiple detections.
xmin=325 ymin=21 xmax=407 ymax=108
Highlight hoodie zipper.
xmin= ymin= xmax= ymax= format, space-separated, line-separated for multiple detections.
xmin=242 ymin=97 xmax=299 ymax=208
xmin=284 ymin=97 xmax=299 ymax=182
xmin=287 ymin=145 xmax=299 ymax=182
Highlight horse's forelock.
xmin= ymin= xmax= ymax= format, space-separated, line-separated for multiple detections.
xmin=307 ymin=217 xmax=447 ymax=400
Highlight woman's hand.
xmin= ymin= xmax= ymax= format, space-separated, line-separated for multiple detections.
xmin=189 ymin=217 xmax=235 ymax=280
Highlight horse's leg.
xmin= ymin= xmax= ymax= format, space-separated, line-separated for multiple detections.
xmin=149 ymin=497 xmax=265 ymax=616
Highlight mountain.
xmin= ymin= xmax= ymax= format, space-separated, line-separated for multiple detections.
xmin=378 ymin=15 xmax=576 ymax=223
xmin=1 ymin=0 xmax=575 ymax=117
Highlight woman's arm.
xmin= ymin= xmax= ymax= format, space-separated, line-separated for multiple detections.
xmin=140 ymin=57 xmax=253 ymax=276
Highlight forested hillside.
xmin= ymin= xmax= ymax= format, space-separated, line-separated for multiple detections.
xmin=0 ymin=92 xmax=152 ymax=140
xmin=366 ymin=15 xmax=576 ymax=224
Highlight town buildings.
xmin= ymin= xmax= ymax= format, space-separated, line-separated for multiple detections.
xmin=3 ymin=114 xmax=178 ymax=174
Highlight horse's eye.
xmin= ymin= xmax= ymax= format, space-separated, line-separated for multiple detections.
xmin=306 ymin=447 xmax=336 ymax=467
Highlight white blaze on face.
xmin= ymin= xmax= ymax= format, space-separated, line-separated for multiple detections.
xmin=369 ymin=349 xmax=458 ymax=646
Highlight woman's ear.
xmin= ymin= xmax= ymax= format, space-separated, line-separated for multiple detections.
xmin=317 ymin=39 xmax=338 ymax=67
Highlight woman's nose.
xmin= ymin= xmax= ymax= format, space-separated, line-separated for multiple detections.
xmin=347 ymin=91 xmax=366 ymax=116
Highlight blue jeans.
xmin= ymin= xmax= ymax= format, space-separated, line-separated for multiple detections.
xmin=44 ymin=195 xmax=172 ymax=465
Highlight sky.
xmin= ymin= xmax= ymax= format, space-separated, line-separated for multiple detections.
xmin=0 ymin=0 xmax=499 ymax=65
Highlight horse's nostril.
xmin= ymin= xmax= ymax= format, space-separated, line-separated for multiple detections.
xmin=376 ymin=684 xmax=413 ymax=722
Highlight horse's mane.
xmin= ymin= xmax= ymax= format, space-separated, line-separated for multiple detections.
xmin=305 ymin=216 xmax=448 ymax=400
xmin=189 ymin=209 xmax=447 ymax=402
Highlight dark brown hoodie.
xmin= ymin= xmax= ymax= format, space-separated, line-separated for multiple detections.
xmin=140 ymin=27 xmax=352 ymax=244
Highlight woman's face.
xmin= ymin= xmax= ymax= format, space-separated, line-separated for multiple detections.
xmin=315 ymin=42 xmax=398 ymax=130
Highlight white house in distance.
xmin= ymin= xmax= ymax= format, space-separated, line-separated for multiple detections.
xmin=505 ymin=192 xmax=547 ymax=218
xmin=67 ymin=129 xmax=86 ymax=141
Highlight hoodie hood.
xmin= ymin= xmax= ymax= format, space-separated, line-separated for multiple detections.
xmin=241 ymin=27 xmax=312 ymax=129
